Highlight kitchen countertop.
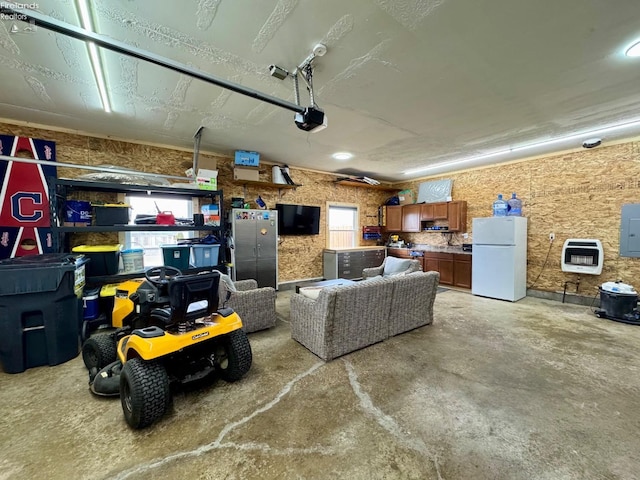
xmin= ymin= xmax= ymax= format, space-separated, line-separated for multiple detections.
xmin=387 ymin=245 xmax=472 ymax=255
xmin=323 ymin=246 xmax=386 ymax=253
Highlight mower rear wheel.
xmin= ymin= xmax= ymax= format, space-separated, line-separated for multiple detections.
xmin=214 ymin=329 xmax=252 ymax=382
xmin=82 ymin=333 xmax=117 ymax=371
xmin=120 ymin=358 xmax=171 ymax=429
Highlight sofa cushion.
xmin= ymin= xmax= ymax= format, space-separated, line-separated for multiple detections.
xmin=383 ymin=256 xmax=416 ymax=276
xmin=299 ymin=286 xmax=323 ymax=300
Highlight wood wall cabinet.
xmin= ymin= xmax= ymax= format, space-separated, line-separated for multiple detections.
xmin=447 ymin=201 xmax=467 ymax=232
xmin=421 ymin=202 xmax=448 ymax=221
xmin=383 ymin=201 xmax=467 ymax=233
xmin=401 ymin=204 xmax=422 ymax=232
xmin=385 ymin=206 xmax=403 ymax=232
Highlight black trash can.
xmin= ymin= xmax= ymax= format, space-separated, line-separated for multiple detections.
xmin=599 ymin=289 xmax=638 ymax=318
xmin=0 ymin=254 xmax=87 ymax=373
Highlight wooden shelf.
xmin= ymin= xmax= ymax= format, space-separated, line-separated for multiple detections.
xmin=56 ymin=225 xmax=223 ymax=233
xmin=236 ymin=180 xmax=300 ymax=189
xmin=335 ymin=179 xmax=399 ymax=191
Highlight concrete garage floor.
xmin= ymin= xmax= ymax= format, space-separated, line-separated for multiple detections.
xmin=1 ymin=289 xmax=640 ymax=480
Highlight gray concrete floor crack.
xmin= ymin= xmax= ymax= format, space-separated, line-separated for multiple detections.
xmin=343 ymin=359 xmax=445 ymax=480
xmin=109 ymin=361 xmax=324 ymax=480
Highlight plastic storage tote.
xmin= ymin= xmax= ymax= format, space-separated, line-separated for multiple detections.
xmin=191 ymin=244 xmax=220 ymax=267
xmin=0 ymin=254 xmax=86 ymax=373
xmin=93 ymin=204 xmax=130 ymax=226
xmin=161 ymin=244 xmax=191 ymax=270
xmin=120 ymin=248 xmax=144 ymax=273
xmin=71 ymin=245 xmax=121 ymax=277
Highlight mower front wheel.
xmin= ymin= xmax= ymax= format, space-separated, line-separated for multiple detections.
xmin=120 ymin=358 xmax=171 ymax=429
xmin=82 ymin=333 xmax=117 ymax=371
xmin=214 ymin=329 xmax=252 ymax=382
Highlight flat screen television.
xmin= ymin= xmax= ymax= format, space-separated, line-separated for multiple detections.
xmin=276 ymin=203 xmax=320 ymax=235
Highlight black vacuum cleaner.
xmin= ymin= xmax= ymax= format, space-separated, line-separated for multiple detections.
xmin=594 ymin=281 xmax=640 ymax=325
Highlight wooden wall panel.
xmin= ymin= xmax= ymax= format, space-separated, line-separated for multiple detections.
xmin=400 ymin=142 xmax=640 ymax=297
xmin=9 ymin=119 xmax=638 ymax=295
xmin=0 ymin=121 xmax=388 ymax=283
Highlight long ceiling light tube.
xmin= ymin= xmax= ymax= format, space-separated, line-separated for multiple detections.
xmin=0 ymin=2 xmax=304 ymax=114
xmin=403 ymin=117 xmax=640 ymax=175
xmin=76 ymin=0 xmax=111 ymax=112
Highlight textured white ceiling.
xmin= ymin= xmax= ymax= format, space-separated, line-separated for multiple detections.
xmin=1 ymin=0 xmax=640 ymax=181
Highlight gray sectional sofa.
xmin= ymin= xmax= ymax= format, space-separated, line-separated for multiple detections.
xmin=290 ymin=271 xmax=440 ymax=361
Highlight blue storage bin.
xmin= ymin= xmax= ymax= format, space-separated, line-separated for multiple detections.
xmin=191 ymin=244 xmax=220 ymax=267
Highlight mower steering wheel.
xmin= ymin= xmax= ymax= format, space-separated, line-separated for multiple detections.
xmin=144 ymin=266 xmax=182 ymax=286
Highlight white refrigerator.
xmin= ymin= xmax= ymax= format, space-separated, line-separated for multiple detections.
xmin=472 ymin=216 xmax=527 ymax=301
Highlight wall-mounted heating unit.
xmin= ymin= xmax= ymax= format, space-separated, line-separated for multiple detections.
xmin=561 ymin=239 xmax=603 ymax=275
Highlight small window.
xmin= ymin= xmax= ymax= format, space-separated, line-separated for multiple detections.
xmin=124 ymin=195 xmax=196 ymax=267
xmin=327 ymin=204 xmax=358 ymax=249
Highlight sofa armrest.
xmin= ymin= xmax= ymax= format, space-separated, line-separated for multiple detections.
xmin=362 ymin=265 xmax=384 ymax=279
xmin=290 ymin=291 xmax=335 ymax=361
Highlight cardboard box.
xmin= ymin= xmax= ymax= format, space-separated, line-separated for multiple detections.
xmin=234 ymin=150 xmax=260 ymax=167
xmin=233 ymin=166 xmax=260 ymax=182
xmin=196 ymin=168 xmax=218 ymax=190
xmin=185 ymin=157 xmax=217 ymax=179
xmin=201 ymin=204 xmax=220 ymax=226
xmin=199 ymin=157 xmax=217 ymax=170
xmin=398 ymin=189 xmax=415 ymax=205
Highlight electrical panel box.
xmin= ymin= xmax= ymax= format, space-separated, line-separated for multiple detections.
xmin=620 ymin=204 xmax=640 ymax=257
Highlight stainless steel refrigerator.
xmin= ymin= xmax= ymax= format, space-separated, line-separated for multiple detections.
xmin=230 ymin=209 xmax=278 ymax=288
xmin=471 ymin=216 xmax=527 ymax=301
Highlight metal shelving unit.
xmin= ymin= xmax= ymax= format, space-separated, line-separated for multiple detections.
xmin=48 ymin=178 xmax=226 ymax=276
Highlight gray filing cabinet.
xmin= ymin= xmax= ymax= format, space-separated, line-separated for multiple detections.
xmin=323 ymin=247 xmax=386 ymax=280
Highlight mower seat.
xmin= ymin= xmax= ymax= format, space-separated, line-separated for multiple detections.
xmin=166 ymin=271 xmax=221 ymax=326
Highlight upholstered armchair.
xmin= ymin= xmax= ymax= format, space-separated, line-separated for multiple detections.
xmin=361 ymin=256 xmax=422 ymax=280
xmin=218 ymin=278 xmax=277 ymax=333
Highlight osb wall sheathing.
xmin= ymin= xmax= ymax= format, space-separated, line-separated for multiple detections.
xmin=0 ymin=121 xmax=387 ymax=283
xmin=225 ymin=166 xmax=388 ymax=281
xmin=400 ymin=142 xmax=640 ymax=297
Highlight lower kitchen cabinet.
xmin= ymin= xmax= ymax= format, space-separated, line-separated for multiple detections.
xmin=388 ymin=249 xmax=472 ymax=288
xmin=323 ymin=247 xmax=386 ymax=279
xmin=453 ymin=253 xmax=472 ymax=288
xmin=424 ymin=252 xmax=454 ymax=285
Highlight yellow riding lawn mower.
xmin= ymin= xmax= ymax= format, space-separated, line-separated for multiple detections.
xmin=81 ymin=267 xmax=252 ymax=429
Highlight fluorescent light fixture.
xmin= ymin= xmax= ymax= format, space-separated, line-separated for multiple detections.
xmin=625 ymin=39 xmax=640 ymax=57
xmin=76 ymin=0 xmax=111 ymax=113
xmin=332 ymin=152 xmax=353 ymax=160
xmin=403 ymin=117 xmax=640 ymax=175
